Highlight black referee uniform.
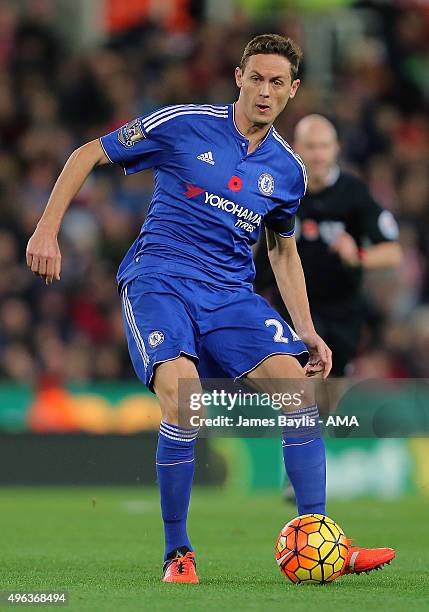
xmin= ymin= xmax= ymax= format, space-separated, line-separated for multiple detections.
xmin=254 ymin=170 xmax=399 ymax=376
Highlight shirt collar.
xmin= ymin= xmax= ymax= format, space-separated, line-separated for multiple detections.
xmin=228 ymin=103 xmax=273 ymax=148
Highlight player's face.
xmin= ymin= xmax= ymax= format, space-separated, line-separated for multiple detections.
xmin=294 ymin=126 xmax=339 ymax=181
xmin=235 ymin=54 xmax=300 ymax=126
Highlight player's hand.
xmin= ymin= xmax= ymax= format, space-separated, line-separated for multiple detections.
xmin=26 ymin=224 xmax=62 ymax=285
xmin=300 ymin=330 xmax=332 ymax=379
xmin=330 ymin=231 xmax=360 ymax=267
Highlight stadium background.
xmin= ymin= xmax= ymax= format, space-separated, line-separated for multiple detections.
xmin=0 ymin=0 xmax=428 ymax=516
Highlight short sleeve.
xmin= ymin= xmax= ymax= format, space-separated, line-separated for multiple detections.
xmin=264 ymin=163 xmax=306 ymax=237
xmin=354 ymin=183 xmax=399 ymax=244
xmin=263 ymin=201 xmax=300 ymax=237
xmin=100 ymin=109 xmax=175 ymax=175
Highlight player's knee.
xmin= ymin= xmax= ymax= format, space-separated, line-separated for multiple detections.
xmin=154 ymin=378 xmax=181 ymax=424
xmin=153 ymin=356 xmax=200 ymax=425
xmin=247 ymin=354 xmax=315 ymax=411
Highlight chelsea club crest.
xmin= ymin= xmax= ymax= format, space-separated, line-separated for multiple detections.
xmin=148 ymin=330 xmax=165 ymax=348
xmin=258 ymin=173 xmax=275 ymax=195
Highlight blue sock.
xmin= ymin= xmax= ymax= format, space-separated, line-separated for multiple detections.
xmin=156 ymin=421 xmax=199 ymax=560
xmin=282 ymin=405 xmax=326 ymax=515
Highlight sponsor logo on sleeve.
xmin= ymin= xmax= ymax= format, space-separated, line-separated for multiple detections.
xmin=118 ymin=118 xmax=145 ymax=148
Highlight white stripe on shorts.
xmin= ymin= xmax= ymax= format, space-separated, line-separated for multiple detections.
xmin=122 ymin=285 xmax=149 ymax=369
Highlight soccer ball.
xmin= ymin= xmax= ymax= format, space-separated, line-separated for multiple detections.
xmin=275 ymin=514 xmax=349 ymax=584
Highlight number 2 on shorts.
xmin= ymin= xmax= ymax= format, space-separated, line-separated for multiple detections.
xmin=265 ymin=319 xmax=289 ymax=343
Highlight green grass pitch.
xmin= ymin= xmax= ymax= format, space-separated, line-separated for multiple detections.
xmin=1 ymin=487 xmax=427 ymax=611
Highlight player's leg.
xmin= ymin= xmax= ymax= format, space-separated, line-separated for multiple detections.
xmin=199 ymin=287 xmax=324 ymax=515
xmin=153 ymin=357 xmax=200 ymax=584
xmin=120 ymin=276 xmax=200 ymax=583
xmin=246 ymin=355 xmax=326 ymax=517
xmin=200 ymin=288 xmax=395 ymax=575
xmin=247 ymin=355 xmax=395 ymax=575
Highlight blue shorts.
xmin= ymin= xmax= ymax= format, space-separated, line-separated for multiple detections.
xmin=121 ymin=274 xmax=309 ymax=391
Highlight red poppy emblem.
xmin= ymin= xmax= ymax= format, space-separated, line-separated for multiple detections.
xmin=228 ymin=175 xmax=242 ymax=192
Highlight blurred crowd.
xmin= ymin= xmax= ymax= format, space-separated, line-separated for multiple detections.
xmin=0 ymin=0 xmax=428 ymax=383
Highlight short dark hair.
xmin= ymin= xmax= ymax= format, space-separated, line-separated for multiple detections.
xmin=240 ymin=34 xmax=303 ymax=80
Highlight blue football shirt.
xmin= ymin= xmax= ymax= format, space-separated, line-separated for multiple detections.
xmin=100 ymin=104 xmax=307 ymax=290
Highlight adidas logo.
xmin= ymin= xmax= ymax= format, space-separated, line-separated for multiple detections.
xmin=197 ymin=151 xmax=215 ymax=165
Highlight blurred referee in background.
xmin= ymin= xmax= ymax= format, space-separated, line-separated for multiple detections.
xmin=254 ymin=114 xmax=402 ymax=377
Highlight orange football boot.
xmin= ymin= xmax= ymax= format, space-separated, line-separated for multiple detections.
xmin=162 ymin=551 xmax=199 ymax=584
xmin=342 ymin=538 xmax=395 ymax=575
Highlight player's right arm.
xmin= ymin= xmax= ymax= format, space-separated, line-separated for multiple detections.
xmin=28 ymin=109 xmax=176 ymax=284
xmin=26 ymin=139 xmax=110 ymax=285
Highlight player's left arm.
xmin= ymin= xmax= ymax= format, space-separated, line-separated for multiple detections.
xmin=266 ymin=228 xmax=332 ymax=378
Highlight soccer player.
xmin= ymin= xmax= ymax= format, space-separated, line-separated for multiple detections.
xmin=26 ymin=34 xmax=394 ymax=583
xmin=255 ymin=114 xmax=402 ymax=376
